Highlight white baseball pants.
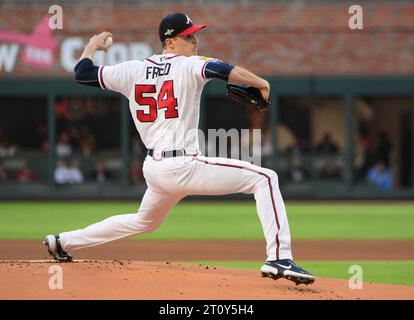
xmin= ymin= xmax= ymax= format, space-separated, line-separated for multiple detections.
xmin=59 ymin=155 xmax=293 ymax=261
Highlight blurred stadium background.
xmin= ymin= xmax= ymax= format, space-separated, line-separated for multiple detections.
xmin=0 ymin=0 xmax=413 ymax=200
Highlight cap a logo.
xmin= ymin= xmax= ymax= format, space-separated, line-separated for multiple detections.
xmin=185 ymin=15 xmax=192 ymax=24
xmin=164 ymin=28 xmax=174 ymax=36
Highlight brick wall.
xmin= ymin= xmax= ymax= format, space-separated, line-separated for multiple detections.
xmin=1 ymin=1 xmax=413 ymax=76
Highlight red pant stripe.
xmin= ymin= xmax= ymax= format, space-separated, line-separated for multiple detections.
xmin=194 ymin=158 xmax=280 ymax=260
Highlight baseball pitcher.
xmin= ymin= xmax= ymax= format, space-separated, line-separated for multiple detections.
xmin=43 ymin=13 xmax=315 ymax=285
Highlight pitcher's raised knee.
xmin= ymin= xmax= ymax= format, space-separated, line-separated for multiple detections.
xmin=253 ymin=168 xmax=278 ymax=191
xmin=261 ymin=168 xmax=279 ymax=184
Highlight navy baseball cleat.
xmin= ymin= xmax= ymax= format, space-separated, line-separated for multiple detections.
xmin=260 ymin=259 xmax=315 ymax=285
xmin=43 ymin=235 xmax=73 ymax=262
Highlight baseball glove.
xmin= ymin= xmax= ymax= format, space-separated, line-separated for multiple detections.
xmin=226 ymin=83 xmax=270 ymax=113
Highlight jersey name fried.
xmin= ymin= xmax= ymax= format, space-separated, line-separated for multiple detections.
xmin=146 ymin=63 xmax=171 ymax=79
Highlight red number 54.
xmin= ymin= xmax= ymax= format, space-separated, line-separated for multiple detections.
xmin=135 ymin=80 xmax=178 ymax=122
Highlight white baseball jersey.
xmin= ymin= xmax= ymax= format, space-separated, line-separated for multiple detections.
xmin=98 ymin=53 xmax=214 ymax=152
xmin=59 ymin=52 xmax=294 ymax=265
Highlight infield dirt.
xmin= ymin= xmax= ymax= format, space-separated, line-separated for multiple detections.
xmin=1 ymin=239 xmax=414 ymax=299
xmin=1 ymin=260 xmax=414 ymax=300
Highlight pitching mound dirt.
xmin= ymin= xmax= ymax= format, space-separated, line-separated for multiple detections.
xmin=1 ymin=260 xmax=413 ymax=300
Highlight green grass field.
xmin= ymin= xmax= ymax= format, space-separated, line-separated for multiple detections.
xmin=187 ymin=261 xmax=414 ymax=286
xmin=0 ymin=201 xmax=413 ymax=240
xmin=0 ymin=201 xmax=413 ymax=286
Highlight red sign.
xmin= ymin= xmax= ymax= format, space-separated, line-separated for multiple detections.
xmin=0 ymin=15 xmax=57 ymax=69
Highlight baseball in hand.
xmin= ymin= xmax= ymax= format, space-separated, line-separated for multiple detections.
xmin=104 ymin=36 xmax=113 ymax=48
